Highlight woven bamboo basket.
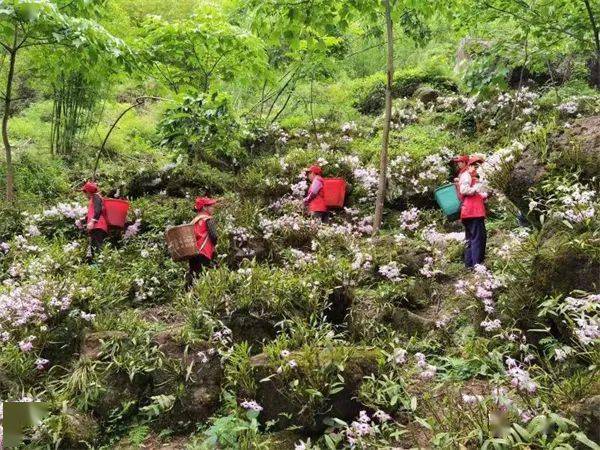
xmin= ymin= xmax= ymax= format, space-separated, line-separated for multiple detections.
xmin=165 ymin=224 xmax=198 ymax=262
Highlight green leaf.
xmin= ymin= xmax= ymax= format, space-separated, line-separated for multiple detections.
xmin=575 ymin=432 xmax=600 ymax=450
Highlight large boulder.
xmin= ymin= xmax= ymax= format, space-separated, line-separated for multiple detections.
xmin=249 ymin=348 xmax=380 ymax=432
xmin=532 ymin=235 xmax=600 ymax=295
xmin=552 ymin=116 xmax=600 ymax=179
xmin=224 ymin=310 xmax=278 ymax=347
xmin=151 ymin=327 xmax=223 ymax=428
xmin=414 ymin=85 xmax=439 ymax=104
xmin=386 ymin=308 xmax=435 ymax=337
xmin=503 ymin=148 xmax=547 ymax=216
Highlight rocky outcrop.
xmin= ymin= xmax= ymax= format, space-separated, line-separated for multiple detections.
xmin=504 ymin=148 xmax=547 ymax=217
xmin=552 ymin=116 xmax=600 ymax=179
xmin=414 ymin=86 xmax=439 ymax=104
xmin=387 ymin=308 xmax=435 ymax=337
xmin=249 ymin=348 xmax=380 ymax=432
xmin=151 ymin=327 xmax=223 ymax=427
xmin=570 ymin=395 xmax=600 ymax=443
xmin=533 ymin=235 xmax=600 ymax=295
xmin=225 ymin=310 xmax=278 ymax=347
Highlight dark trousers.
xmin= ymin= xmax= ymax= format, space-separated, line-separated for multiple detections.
xmin=186 ymin=255 xmax=213 ymax=289
xmin=311 ymin=211 xmax=330 ymax=223
xmin=462 ymin=218 xmax=486 ymax=268
xmin=87 ymin=229 xmax=107 ymax=261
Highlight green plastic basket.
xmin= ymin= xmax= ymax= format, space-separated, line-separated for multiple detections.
xmin=434 ymin=183 xmax=461 ymax=220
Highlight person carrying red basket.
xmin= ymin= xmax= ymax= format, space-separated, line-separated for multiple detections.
xmin=304 ymin=165 xmax=329 ymax=222
xmin=81 ymin=181 xmax=108 ymax=262
xmin=186 ymin=196 xmax=219 ymax=289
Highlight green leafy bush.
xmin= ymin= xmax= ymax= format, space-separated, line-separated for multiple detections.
xmin=158 ymin=92 xmax=247 ymax=170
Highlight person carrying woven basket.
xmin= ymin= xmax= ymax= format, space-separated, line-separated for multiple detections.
xmin=186 ymin=197 xmax=218 ymax=289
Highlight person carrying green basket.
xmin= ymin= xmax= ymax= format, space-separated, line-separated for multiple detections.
xmin=458 ymin=155 xmax=488 ymax=268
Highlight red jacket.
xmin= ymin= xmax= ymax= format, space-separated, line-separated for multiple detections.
xmin=307 ymin=175 xmax=328 ymax=213
xmin=87 ymin=194 xmax=108 ymax=233
xmin=193 ymin=214 xmax=216 ymax=260
xmin=459 ymin=172 xmax=486 ymax=220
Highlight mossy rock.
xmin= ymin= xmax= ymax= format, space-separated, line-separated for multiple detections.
xmin=127 ymin=163 xmax=234 ymax=199
xmin=151 ymin=327 xmax=223 ymax=429
xmin=532 ymin=235 xmax=600 ymax=295
xmin=80 ymin=331 xmax=128 ymax=360
xmin=386 ymin=307 xmax=435 ymax=337
xmin=248 ymin=347 xmax=380 ymax=432
xmin=503 ymin=148 xmax=547 ymax=218
xmin=225 ymin=310 xmax=279 ymax=348
xmin=551 ymin=115 xmax=600 ymax=179
xmin=53 ymin=409 xmax=100 ymax=449
xmin=353 ymin=68 xmax=457 ymax=115
xmin=414 ymin=85 xmax=440 ymax=104
xmin=92 ymin=371 xmax=146 ymax=420
xmin=570 ymin=395 xmax=600 ymax=443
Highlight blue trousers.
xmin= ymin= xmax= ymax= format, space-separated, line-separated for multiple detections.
xmin=463 ymin=218 xmax=486 ymax=267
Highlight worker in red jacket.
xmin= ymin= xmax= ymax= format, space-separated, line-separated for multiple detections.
xmin=186 ymin=197 xmax=218 ymax=289
xmin=81 ymin=181 xmax=108 ymax=261
xmin=458 ymin=156 xmax=488 ymax=268
xmin=304 ymin=165 xmax=329 ymax=222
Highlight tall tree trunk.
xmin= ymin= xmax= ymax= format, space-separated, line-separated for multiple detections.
xmin=583 ymin=0 xmax=600 ymax=88
xmin=373 ymin=0 xmax=394 ymax=233
xmin=2 ymin=30 xmax=18 ymax=202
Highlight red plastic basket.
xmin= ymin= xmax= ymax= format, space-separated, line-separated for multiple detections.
xmin=322 ymin=178 xmax=346 ymax=208
xmin=103 ymin=198 xmax=130 ymax=228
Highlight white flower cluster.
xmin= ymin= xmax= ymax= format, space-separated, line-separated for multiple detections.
xmin=551 ymin=184 xmax=597 ymax=224
xmin=557 ymin=101 xmax=578 ymax=115
xmin=455 ymin=265 xmax=504 ymax=330
xmin=289 ymin=248 xmax=316 ymax=268
xmin=389 ymin=148 xmax=453 ymax=196
xmin=415 ymin=352 xmax=437 ymax=380
xmin=505 ymin=357 xmax=537 ymax=394
xmin=41 ymin=202 xmax=87 ymax=220
xmin=399 ymin=207 xmax=420 ymax=231
xmin=419 ymin=256 xmax=440 ymax=278
xmin=351 ymin=250 xmax=373 ymax=271
xmin=343 ymin=409 xmax=390 ymax=447
xmin=495 ymin=228 xmax=529 ymax=259
xmin=562 ymin=293 xmax=599 ymax=346
xmin=478 ymin=140 xmax=525 ymax=185
xmin=353 ymin=167 xmax=379 ymax=200
xmin=259 ymin=213 xmax=318 ymax=240
xmin=133 ymin=276 xmax=160 ymax=302
xmin=422 ymin=226 xmax=465 ymax=247
xmin=378 ymin=261 xmax=403 ymax=282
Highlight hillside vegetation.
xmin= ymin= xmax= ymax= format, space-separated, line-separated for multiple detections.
xmin=0 ymin=0 xmax=599 ymax=449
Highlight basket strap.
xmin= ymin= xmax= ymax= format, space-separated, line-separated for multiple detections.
xmin=198 ymin=235 xmax=210 ymax=253
xmin=191 ymin=214 xmax=210 ymax=225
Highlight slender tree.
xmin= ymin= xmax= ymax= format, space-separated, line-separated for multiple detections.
xmin=373 ymin=0 xmax=394 ymax=233
xmin=0 ymin=0 xmax=128 ymax=201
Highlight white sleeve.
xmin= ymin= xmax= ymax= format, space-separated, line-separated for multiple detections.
xmin=459 ymin=172 xmax=478 ymax=196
